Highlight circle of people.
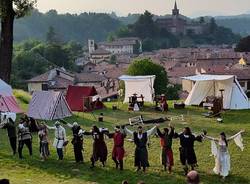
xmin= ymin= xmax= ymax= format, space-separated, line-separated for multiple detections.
xmin=0 ymin=114 xmax=245 ymax=180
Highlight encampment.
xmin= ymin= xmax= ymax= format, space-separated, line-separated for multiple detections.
xmin=0 ymin=79 xmax=22 ymax=113
xmin=27 ymin=91 xmax=72 ymax=120
xmin=182 ymin=74 xmax=250 ymax=110
xmin=66 ymin=85 xmax=103 ymax=112
xmin=119 ymin=75 xmax=156 ymax=103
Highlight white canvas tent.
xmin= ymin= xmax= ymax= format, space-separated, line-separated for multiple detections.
xmin=182 ymin=74 xmax=250 ymax=110
xmin=27 ymin=91 xmax=72 ymax=120
xmin=119 ymin=75 xmax=156 ymax=103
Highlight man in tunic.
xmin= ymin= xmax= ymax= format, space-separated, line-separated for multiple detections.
xmin=17 ymin=117 xmax=33 ymax=159
xmin=156 ymin=124 xmax=175 ymax=173
xmin=124 ymin=125 xmax=156 ymax=172
xmin=108 ymin=125 xmax=126 ymax=170
xmin=0 ymin=115 xmax=17 ymax=155
xmin=46 ymin=121 xmax=67 ymax=160
xmin=176 ymin=127 xmax=203 ymax=175
xmin=66 ymin=122 xmax=84 ymax=163
xmin=85 ymin=125 xmax=108 ymax=168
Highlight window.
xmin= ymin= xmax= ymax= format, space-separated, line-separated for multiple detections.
xmin=239 ymin=82 xmax=245 ymax=88
xmin=247 ymin=81 xmax=250 ymax=90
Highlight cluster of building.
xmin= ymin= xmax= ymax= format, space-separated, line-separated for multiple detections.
xmin=155 ymin=1 xmax=206 ymax=35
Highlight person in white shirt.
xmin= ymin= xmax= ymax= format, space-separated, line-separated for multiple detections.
xmin=46 ymin=121 xmax=67 ymax=160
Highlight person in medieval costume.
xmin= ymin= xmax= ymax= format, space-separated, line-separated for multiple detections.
xmin=156 ymin=124 xmax=176 ymax=173
xmin=66 ymin=122 xmax=85 ymax=163
xmin=175 ymin=127 xmax=203 ymax=175
xmin=0 ymin=114 xmax=17 ymax=155
xmin=46 ymin=121 xmax=67 ymax=160
xmin=124 ymin=125 xmax=157 ymax=172
xmin=38 ymin=123 xmax=50 ymax=161
xmin=17 ymin=117 xmax=33 ymax=159
xmin=202 ymin=130 xmax=245 ymax=179
xmin=85 ymin=125 xmax=108 ymax=168
xmin=107 ymin=125 xmax=126 ymax=170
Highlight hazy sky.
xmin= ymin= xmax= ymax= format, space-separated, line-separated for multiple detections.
xmin=36 ymin=0 xmax=250 ymax=17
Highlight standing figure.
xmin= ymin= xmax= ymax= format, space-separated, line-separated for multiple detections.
xmin=66 ymin=122 xmax=84 ymax=163
xmin=0 ymin=116 xmax=17 ymax=155
xmin=124 ymin=125 xmax=157 ymax=172
xmin=108 ymin=125 xmax=126 ymax=170
xmin=202 ymin=130 xmax=244 ymax=179
xmin=38 ymin=123 xmax=50 ymax=161
xmin=176 ymin=127 xmax=203 ymax=175
xmin=85 ymin=125 xmax=108 ymax=168
xmin=17 ymin=117 xmax=33 ymax=159
xmin=156 ymin=124 xmax=175 ymax=173
xmin=46 ymin=121 xmax=67 ymax=160
xmin=160 ymin=94 xmax=168 ymax=112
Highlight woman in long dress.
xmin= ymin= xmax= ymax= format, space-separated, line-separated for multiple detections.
xmin=203 ymin=130 xmax=244 ymax=179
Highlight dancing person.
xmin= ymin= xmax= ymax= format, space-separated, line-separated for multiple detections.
xmin=124 ymin=125 xmax=157 ymax=172
xmin=17 ymin=117 xmax=33 ymax=159
xmin=202 ymin=130 xmax=245 ymax=179
xmin=176 ymin=127 xmax=203 ymax=175
xmin=156 ymin=124 xmax=176 ymax=173
xmin=38 ymin=123 xmax=50 ymax=161
xmin=107 ymin=125 xmax=126 ymax=170
xmin=186 ymin=170 xmax=200 ymax=184
xmin=66 ymin=122 xmax=84 ymax=163
xmin=46 ymin=121 xmax=67 ymax=160
xmin=0 ymin=116 xmax=17 ymax=155
xmin=85 ymin=125 xmax=108 ymax=168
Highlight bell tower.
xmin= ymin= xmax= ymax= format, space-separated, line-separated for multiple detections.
xmin=172 ymin=1 xmax=179 ymax=16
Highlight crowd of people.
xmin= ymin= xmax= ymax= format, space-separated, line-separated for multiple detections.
xmin=0 ymin=113 xmax=245 ymax=182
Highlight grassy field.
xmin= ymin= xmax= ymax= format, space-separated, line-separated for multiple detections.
xmin=0 ymin=91 xmax=249 ymax=184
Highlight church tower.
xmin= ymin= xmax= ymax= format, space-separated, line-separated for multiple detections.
xmin=172 ymin=1 xmax=179 ymax=16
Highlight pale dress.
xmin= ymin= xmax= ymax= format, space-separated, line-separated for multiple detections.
xmin=213 ymin=141 xmax=230 ymax=177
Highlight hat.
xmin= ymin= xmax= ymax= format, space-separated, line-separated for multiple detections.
xmin=133 ymin=93 xmax=137 ymax=95
xmin=138 ymin=126 xmax=143 ymax=129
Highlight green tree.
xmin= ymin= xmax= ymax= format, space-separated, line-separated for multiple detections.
xmin=127 ymin=58 xmax=168 ymax=95
xmin=11 ymin=50 xmax=51 ymax=89
xmin=46 ymin=26 xmax=56 ymax=44
xmin=0 ymin=0 xmax=36 ymax=82
xmin=133 ymin=10 xmax=158 ymax=39
xmin=235 ymin=35 xmax=250 ymax=52
xmin=209 ymin=18 xmax=217 ymax=34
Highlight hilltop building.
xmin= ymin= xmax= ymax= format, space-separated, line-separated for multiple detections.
xmin=155 ymin=1 xmax=205 ymax=35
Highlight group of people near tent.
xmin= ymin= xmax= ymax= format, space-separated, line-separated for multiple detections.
xmin=0 ymin=115 xmax=245 ymax=179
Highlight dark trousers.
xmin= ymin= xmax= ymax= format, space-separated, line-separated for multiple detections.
xmin=18 ymin=139 xmax=32 ymax=158
xmin=57 ymin=148 xmax=63 ymax=160
xmin=9 ymin=137 xmax=17 ymax=155
xmin=74 ymin=145 xmax=83 ymax=162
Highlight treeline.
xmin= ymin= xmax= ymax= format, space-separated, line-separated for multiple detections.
xmin=111 ymin=11 xmax=241 ymax=51
xmin=14 ymin=9 xmax=121 ymax=43
xmin=11 ymin=31 xmax=83 ymax=89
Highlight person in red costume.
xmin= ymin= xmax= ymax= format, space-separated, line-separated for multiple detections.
xmin=108 ymin=125 xmax=126 ymax=170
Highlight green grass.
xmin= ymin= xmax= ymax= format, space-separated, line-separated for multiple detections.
xmin=0 ymin=91 xmax=250 ymax=184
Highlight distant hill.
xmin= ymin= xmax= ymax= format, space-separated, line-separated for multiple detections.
xmin=215 ymin=14 xmax=250 ymax=36
xmin=13 ymin=9 xmax=122 ymax=44
xmin=10 ymin=10 xmax=250 ymax=44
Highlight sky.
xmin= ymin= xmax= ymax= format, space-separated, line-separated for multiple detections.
xmin=36 ymin=0 xmax=250 ymax=17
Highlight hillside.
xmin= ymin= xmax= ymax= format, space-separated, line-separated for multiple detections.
xmin=13 ymin=9 xmax=122 ymax=43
